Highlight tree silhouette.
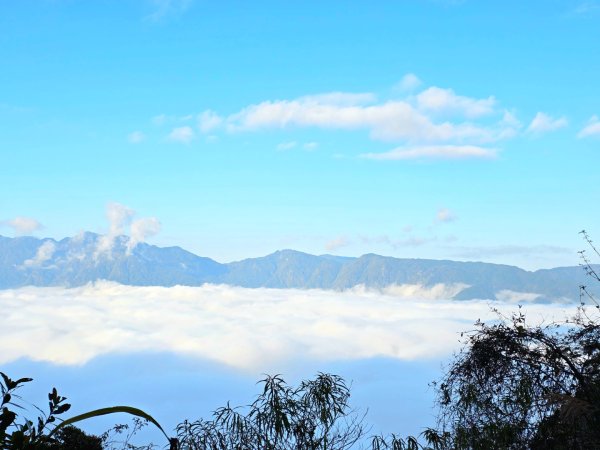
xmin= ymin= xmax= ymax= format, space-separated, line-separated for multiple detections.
xmin=425 ymin=232 xmax=600 ymax=449
xmin=176 ymin=373 xmax=367 ymax=450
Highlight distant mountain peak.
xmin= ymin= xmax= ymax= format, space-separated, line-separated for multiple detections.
xmin=0 ymin=233 xmax=592 ymax=302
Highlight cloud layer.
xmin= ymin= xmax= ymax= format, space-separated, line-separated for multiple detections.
xmin=0 ymin=283 xmax=577 ymax=371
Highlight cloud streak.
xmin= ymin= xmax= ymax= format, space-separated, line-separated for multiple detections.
xmin=360 ymin=145 xmax=497 ymax=160
xmin=527 ymin=112 xmax=568 ymax=134
xmin=0 ymin=283 xmax=577 ymax=371
xmin=578 ymin=115 xmax=600 ymax=138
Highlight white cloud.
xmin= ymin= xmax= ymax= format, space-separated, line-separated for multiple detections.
xmin=22 ymin=241 xmax=56 ymax=268
xmin=495 ymin=290 xmax=541 ymax=303
xmin=495 ymin=110 xmax=522 ymax=139
xmin=394 ymin=73 xmax=422 ymax=92
xmin=168 ymin=126 xmax=194 ymax=144
xmin=95 ymin=203 xmax=135 ymax=258
xmin=161 ymin=83 xmax=522 ymax=159
xmin=128 ymin=217 xmax=161 ymax=253
xmin=200 ymin=92 xmax=500 ymax=144
xmin=198 ymin=110 xmax=223 ymax=133
xmin=360 ymin=145 xmax=497 ymax=160
xmin=501 ymin=110 xmax=521 ymax=128
xmin=527 ymin=112 xmax=568 ymax=134
xmin=416 ymin=87 xmax=496 ymax=118
xmin=0 ymin=283 xmax=577 ymax=370
xmin=106 ymin=203 xmax=135 ymax=236
xmin=381 ymin=283 xmax=469 ymax=300
xmin=577 ymin=115 xmax=600 ymax=138
xmin=1 ymin=216 xmax=43 ymax=235
xmin=127 ymin=131 xmax=145 ymax=144
xmin=325 ymin=236 xmax=350 ymax=252
xmin=276 ymin=141 xmax=298 ymax=151
xmin=94 ymin=203 xmax=161 ymax=258
xmin=303 ymin=142 xmax=319 ymax=150
xmin=436 ymin=208 xmax=456 ymax=223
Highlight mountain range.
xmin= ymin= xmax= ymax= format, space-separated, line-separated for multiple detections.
xmin=0 ymin=232 xmax=594 ymax=302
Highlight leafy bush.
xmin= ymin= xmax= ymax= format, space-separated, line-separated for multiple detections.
xmin=0 ymin=373 xmax=174 ymax=450
xmin=425 ymin=231 xmax=600 ymax=449
xmin=177 ymin=373 xmax=365 ymax=450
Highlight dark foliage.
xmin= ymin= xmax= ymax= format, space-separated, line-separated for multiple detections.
xmin=427 ymin=231 xmax=600 ymax=449
xmin=0 ymin=373 xmax=170 ymax=450
xmin=176 ymin=373 xmax=367 ymax=450
xmin=39 ymin=425 xmax=102 ymax=450
xmin=1 ymin=373 xmax=74 ymax=450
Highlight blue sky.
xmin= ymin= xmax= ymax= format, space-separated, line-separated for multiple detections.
xmin=1 ymin=0 xmax=599 ymax=269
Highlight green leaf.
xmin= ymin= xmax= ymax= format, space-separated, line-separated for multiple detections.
xmin=49 ymin=405 xmax=171 ymax=443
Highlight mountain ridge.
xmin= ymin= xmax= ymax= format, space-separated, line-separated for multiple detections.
xmin=0 ymin=233 xmax=592 ymax=302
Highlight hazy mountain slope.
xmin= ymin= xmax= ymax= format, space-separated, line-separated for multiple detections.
xmin=0 ymin=234 xmax=592 ymax=302
xmin=0 ymin=232 xmax=225 ymax=288
xmin=220 ymin=250 xmax=344 ymax=288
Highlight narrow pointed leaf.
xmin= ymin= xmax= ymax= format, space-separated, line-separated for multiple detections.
xmin=49 ymin=405 xmax=171 ymax=443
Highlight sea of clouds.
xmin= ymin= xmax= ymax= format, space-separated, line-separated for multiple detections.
xmin=1 ymin=282 xmax=578 ymax=371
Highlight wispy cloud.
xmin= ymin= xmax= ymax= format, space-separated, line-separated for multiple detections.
xmin=0 ymin=283 xmax=577 ymax=370
xmin=277 ymin=141 xmax=298 ymax=151
xmin=168 ymin=126 xmax=194 ymax=144
xmin=152 ymin=114 xmax=168 ymax=126
xmin=436 ymin=208 xmax=456 ymax=223
xmin=394 ymin=73 xmax=422 ymax=92
xmin=276 ymin=141 xmax=319 ymax=151
xmin=0 ymin=216 xmax=44 ymax=235
xmin=22 ymin=241 xmax=56 ymax=268
xmin=527 ymin=112 xmax=568 ymax=134
xmin=128 ymin=217 xmax=161 ymax=253
xmin=127 ymin=131 xmax=145 ymax=144
xmin=360 ymin=145 xmax=497 ymax=160
xmin=198 ymin=110 xmax=223 ymax=133
xmin=95 ymin=203 xmax=161 ymax=258
xmin=416 ymin=87 xmax=496 ymax=118
xmin=577 ymin=115 xmax=600 ymax=138
xmin=325 ymin=236 xmax=351 ymax=252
